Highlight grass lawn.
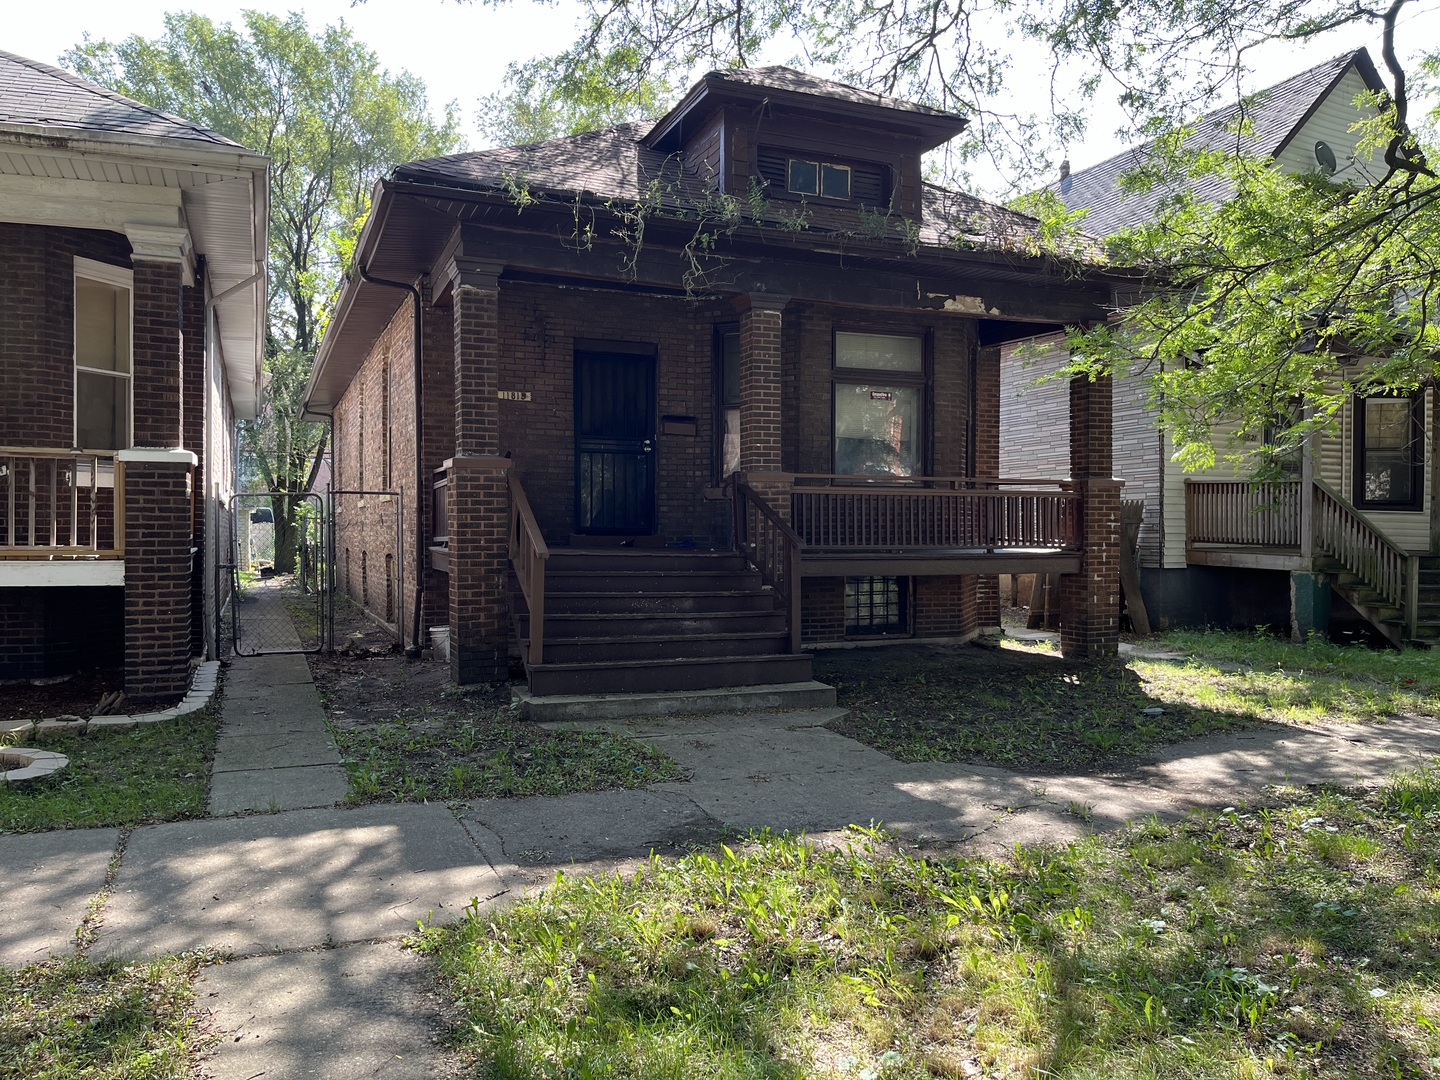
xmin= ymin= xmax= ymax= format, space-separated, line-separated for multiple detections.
xmin=417 ymin=766 xmax=1440 ymax=1079
xmin=822 ymin=630 xmax=1440 ymax=773
xmin=332 ymin=709 xmax=687 ymax=803
xmin=0 ymin=953 xmax=213 ymax=1079
xmin=0 ymin=709 xmax=218 ymax=833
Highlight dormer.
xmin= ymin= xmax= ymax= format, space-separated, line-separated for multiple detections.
xmin=644 ymin=67 xmax=967 ymax=222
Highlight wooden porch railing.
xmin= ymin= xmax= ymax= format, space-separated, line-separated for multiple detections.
xmin=0 ymin=449 xmax=122 ymax=557
xmin=1313 ymin=479 xmax=1413 ymax=620
xmin=787 ymin=475 xmax=1080 ymax=551
xmin=732 ymin=478 xmax=803 ymax=653
xmin=1185 ymin=480 xmax=1301 ymax=547
xmin=508 ymin=471 xmax=550 ymax=664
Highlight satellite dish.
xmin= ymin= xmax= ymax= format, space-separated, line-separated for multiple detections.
xmin=1315 ymin=140 xmax=1338 ymax=174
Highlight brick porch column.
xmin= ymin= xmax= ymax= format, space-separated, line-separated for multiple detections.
xmin=735 ymin=293 xmax=791 ymax=521
xmin=120 ymin=448 xmax=196 ymax=701
xmin=446 ymin=258 xmax=510 ymax=683
xmin=121 ymin=225 xmax=196 ymax=700
xmin=1059 ymin=375 xmax=1121 ymax=658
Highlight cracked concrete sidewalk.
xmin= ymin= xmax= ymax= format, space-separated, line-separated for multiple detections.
xmin=6 ymin=650 xmax=1440 ymax=1077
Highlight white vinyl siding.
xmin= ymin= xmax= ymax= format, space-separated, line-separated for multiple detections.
xmin=1272 ymin=68 xmax=1385 ymax=182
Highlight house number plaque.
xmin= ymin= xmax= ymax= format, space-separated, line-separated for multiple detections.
xmin=497 ymin=390 xmax=532 ymax=401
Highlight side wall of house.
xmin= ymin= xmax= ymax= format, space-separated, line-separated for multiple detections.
xmin=332 ymin=297 xmax=422 ymax=640
xmin=0 ymin=223 xmax=133 ymax=681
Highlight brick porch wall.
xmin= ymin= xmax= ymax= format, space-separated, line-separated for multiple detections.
xmin=1060 ymin=375 xmax=1121 ymax=658
xmin=123 ymin=457 xmax=194 ymax=700
xmin=0 ymin=587 xmax=124 ymax=680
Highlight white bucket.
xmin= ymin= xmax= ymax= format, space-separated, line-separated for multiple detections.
xmin=429 ymin=625 xmax=450 ymax=662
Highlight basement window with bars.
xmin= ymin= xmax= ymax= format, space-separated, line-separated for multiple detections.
xmin=845 ymin=576 xmax=911 ymax=636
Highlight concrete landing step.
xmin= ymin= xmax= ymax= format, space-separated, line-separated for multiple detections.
xmin=511 ymin=680 xmax=839 ymax=722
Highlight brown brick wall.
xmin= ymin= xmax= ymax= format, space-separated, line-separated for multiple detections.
xmin=332 ymin=296 xmax=418 ymax=635
xmin=0 ymin=223 xmax=132 ymax=449
xmin=132 ymin=260 xmax=183 ymax=448
xmin=1060 ymin=376 xmax=1120 ymax=658
xmin=800 ymin=578 xmax=846 ymax=643
xmin=493 ymin=284 xmax=730 ymax=546
xmin=123 ymin=459 xmax=194 ymax=700
xmin=0 ymin=587 xmax=123 ymax=680
xmin=913 ymin=577 xmax=979 ymax=637
xmin=739 ymin=300 xmax=784 ymax=472
xmin=447 ymin=456 xmax=511 ymax=682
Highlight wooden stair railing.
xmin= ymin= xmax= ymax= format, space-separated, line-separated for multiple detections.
xmin=732 ymin=479 xmax=804 ymax=654
xmin=508 ymin=472 xmax=550 ymax=664
xmin=1312 ymin=478 xmax=1419 ymax=640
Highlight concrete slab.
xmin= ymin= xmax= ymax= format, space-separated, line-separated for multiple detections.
xmin=95 ymin=804 xmax=503 ymax=959
xmin=0 ymin=828 xmax=118 ymax=966
xmin=222 ymin=654 xmax=316 ymax=688
xmin=211 ymin=731 xmax=342 ymax=772
xmin=515 ymin=680 xmax=837 ymax=721
xmin=198 ymin=942 xmax=457 ymax=1080
xmin=208 ymin=763 xmax=350 ymax=816
xmin=463 ymin=789 xmax=721 ymax=865
xmin=217 ymin=699 xmax=329 ymax=733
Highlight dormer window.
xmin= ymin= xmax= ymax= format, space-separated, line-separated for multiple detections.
xmin=788 ymin=158 xmax=852 ymax=200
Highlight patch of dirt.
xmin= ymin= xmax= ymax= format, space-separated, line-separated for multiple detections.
xmin=0 ymin=669 xmax=127 ymax=726
xmin=307 ymin=596 xmax=515 ymax=733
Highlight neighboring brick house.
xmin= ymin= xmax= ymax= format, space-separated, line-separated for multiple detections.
xmin=0 ymin=51 xmax=268 ymax=700
xmin=305 ymin=67 xmax=1132 ymax=696
xmin=999 ymin=50 xmax=1435 ymax=644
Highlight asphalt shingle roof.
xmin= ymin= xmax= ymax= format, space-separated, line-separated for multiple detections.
xmin=704 ymin=66 xmax=965 ymax=121
xmin=0 ymin=49 xmax=240 ymax=147
xmin=1057 ymin=50 xmax=1371 ymax=237
xmin=394 ymin=74 xmax=1053 ymax=256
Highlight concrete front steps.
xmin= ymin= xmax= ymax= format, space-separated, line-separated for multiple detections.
xmin=513 ymin=548 xmax=830 ymax=701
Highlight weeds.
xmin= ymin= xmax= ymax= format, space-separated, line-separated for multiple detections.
xmin=333 ymin=708 xmax=686 ymax=802
xmin=419 ymin=774 xmax=1440 ymax=1078
xmin=0 ymin=952 xmax=215 ymax=1078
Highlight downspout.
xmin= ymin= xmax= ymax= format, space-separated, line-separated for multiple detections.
xmin=356 ymin=264 xmax=426 ymax=657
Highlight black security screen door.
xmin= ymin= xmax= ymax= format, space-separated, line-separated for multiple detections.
xmin=574 ymin=349 xmax=656 ymax=534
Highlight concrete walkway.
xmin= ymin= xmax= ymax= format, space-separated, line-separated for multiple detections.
xmin=5 ymin=649 xmax=1440 ymax=1077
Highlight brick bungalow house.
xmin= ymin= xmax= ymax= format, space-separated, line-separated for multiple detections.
xmin=305 ymin=67 xmax=1133 ymax=696
xmin=998 ymin=50 xmax=1437 ymax=644
xmin=0 ymin=51 xmax=268 ymax=700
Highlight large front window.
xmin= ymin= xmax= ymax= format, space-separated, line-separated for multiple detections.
xmin=1356 ymin=394 xmax=1423 ymax=511
xmin=832 ymin=331 xmax=924 ymax=476
xmin=73 ymin=258 xmax=132 ymax=451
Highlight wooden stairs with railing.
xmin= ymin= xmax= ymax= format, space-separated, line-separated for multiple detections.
xmin=511 ymin=548 xmax=816 ymax=696
xmin=1324 ymin=555 xmax=1440 ymax=648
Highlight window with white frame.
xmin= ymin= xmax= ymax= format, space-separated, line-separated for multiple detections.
xmin=73 ymin=258 xmax=133 ymax=451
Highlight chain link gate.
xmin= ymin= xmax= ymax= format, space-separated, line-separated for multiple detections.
xmin=224 ymin=492 xmax=330 ymax=655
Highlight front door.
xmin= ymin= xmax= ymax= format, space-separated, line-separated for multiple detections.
xmin=574 ymin=349 xmax=656 ymax=535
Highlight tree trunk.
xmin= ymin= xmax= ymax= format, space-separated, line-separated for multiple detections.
xmin=272 ymin=493 xmax=300 ymax=575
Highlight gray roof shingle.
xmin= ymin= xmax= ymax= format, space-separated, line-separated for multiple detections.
xmin=0 ymin=49 xmax=240 ymax=147
xmin=394 ymin=94 xmax=1058 ymax=255
xmin=1057 ymin=50 xmax=1375 ymax=237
